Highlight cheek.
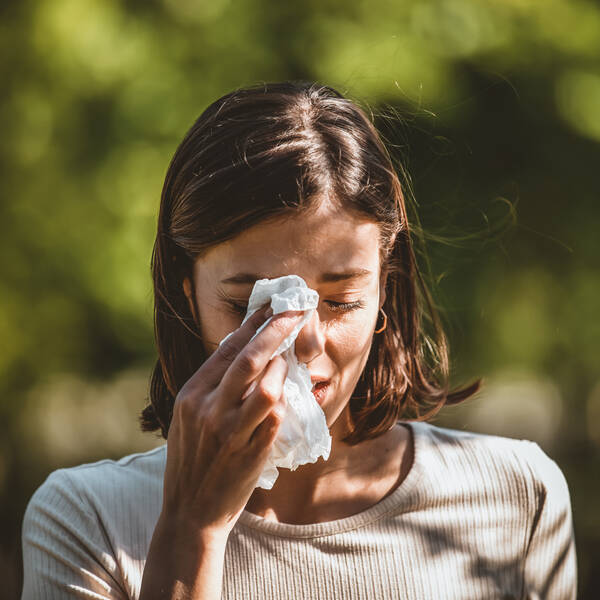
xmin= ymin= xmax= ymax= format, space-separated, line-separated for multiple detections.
xmin=324 ymin=314 xmax=375 ymax=366
xmin=197 ymin=305 xmax=244 ymax=355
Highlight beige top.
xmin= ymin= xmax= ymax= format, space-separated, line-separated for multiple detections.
xmin=21 ymin=421 xmax=577 ymax=599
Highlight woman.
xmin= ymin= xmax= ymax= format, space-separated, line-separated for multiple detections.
xmin=21 ymin=81 xmax=576 ymax=599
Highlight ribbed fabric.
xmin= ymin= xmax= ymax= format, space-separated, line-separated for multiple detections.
xmin=21 ymin=422 xmax=577 ymax=599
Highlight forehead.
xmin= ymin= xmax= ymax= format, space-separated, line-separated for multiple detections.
xmin=195 ymin=207 xmax=381 ymax=283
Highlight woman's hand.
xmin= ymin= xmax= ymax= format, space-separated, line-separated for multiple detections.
xmin=161 ymin=305 xmax=303 ymax=539
xmin=140 ymin=306 xmax=303 ymax=599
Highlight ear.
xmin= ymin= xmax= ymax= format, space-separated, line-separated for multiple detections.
xmin=182 ymin=276 xmax=198 ymax=324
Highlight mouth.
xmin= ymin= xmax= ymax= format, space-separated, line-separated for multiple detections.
xmin=310 ymin=379 xmax=331 ymax=405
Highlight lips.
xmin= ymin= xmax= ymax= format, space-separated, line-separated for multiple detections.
xmin=310 ymin=377 xmax=331 ymax=391
xmin=310 ymin=377 xmax=331 ymax=405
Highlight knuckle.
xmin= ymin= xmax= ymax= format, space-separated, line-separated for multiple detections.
xmin=270 ymin=412 xmax=283 ymax=429
xmin=236 ymin=349 xmax=262 ymax=376
xmin=174 ymin=391 xmax=195 ymax=417
xmin=252 ymin=417 xmax=280 ymax=450
xmin=216 ymin=337 xmax=243 ymax=364
xmin=256 ymin=382 xmax=280 ymax=406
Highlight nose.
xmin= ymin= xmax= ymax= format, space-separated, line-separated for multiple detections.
xmin=294 ymin=307 xmax=325 ymax=365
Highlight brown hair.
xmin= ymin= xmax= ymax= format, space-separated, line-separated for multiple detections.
xmin=140 ymin=81 xmax=480 ymax=444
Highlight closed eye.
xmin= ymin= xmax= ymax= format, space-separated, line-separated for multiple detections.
xmin=226 ymin=300 xmax=249 ymax=316
xmin=325 ymin=300 xmax=365 ymax=312
xmin=223 ymin=298 xmax=365 ymax=316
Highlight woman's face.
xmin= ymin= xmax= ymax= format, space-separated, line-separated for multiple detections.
xmin=183 ymin=203 xmax=387 ymax=439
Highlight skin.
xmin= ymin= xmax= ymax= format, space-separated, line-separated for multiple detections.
xmin=184 ymin=202 xmax=413 ymax=525
xmin=139 ymin=201 xmax=413 ymax=599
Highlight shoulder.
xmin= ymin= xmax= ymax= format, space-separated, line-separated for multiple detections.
xmin=409 ymin=421 xmax=571 ymax=507
xmin=28 ymin=444 xmax=166 ymax=512
xmin=406 ymin=422 xmax=576 ymax=597
xmin=22 ymin=445 xmax=167 ymax=598
xmin=23 ymin=444 xmax=166 ymax=547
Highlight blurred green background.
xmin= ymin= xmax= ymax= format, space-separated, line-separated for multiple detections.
xmin=1 ymin=0 xmax=598 ymax=597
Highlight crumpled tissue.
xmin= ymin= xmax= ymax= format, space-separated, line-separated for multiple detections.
xmin=219 ymin=275 xmax=332 ymax=489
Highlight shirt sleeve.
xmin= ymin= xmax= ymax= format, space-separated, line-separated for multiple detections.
xmin=21 ymin=469 xmax=128 ymax=600
xmin=521 ymin=441 xmax=577 ymax=600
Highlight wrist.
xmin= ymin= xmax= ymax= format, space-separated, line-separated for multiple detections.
xmin=141 ymin=510 xmax=229 ymax=600
xmin=156 ymin=510 xmax=231 ymax=549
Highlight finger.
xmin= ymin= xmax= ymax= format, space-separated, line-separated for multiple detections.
xmin=250 ymin=411 xmax=282 ymax=454
xmin=234 ymin=355 xmax=288 ymax=445
xmin=193 ymin=304 xmax=272 ymax=391
xmin=218 ymin=310 xmax=303 ymax=405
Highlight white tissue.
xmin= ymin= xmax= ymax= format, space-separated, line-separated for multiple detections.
xmin=219 ymin=275 xmax=332 ymax=489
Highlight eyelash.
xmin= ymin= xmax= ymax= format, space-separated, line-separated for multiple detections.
xmin=228 ymin=300 xmax=365 ymax=315
xmin=326 ymin=300 xmax=365 ymax=313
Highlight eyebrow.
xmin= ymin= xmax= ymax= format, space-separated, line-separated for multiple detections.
xmin=220 ymin=269 xmax=373 ymax=285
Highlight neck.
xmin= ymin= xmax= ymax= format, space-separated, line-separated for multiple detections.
xmin=245 ymin=422 xmax=412 ymax=525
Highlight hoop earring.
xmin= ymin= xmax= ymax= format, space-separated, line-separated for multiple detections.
xmin=374 ymin=308 xmax=387 ymax=334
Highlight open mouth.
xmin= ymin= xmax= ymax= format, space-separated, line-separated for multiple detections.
xmin=311 ymin=380 xmax=330 ymax=404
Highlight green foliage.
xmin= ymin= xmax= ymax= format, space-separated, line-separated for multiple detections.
xmin=1 ymin=0 xmax=599 ymax=596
